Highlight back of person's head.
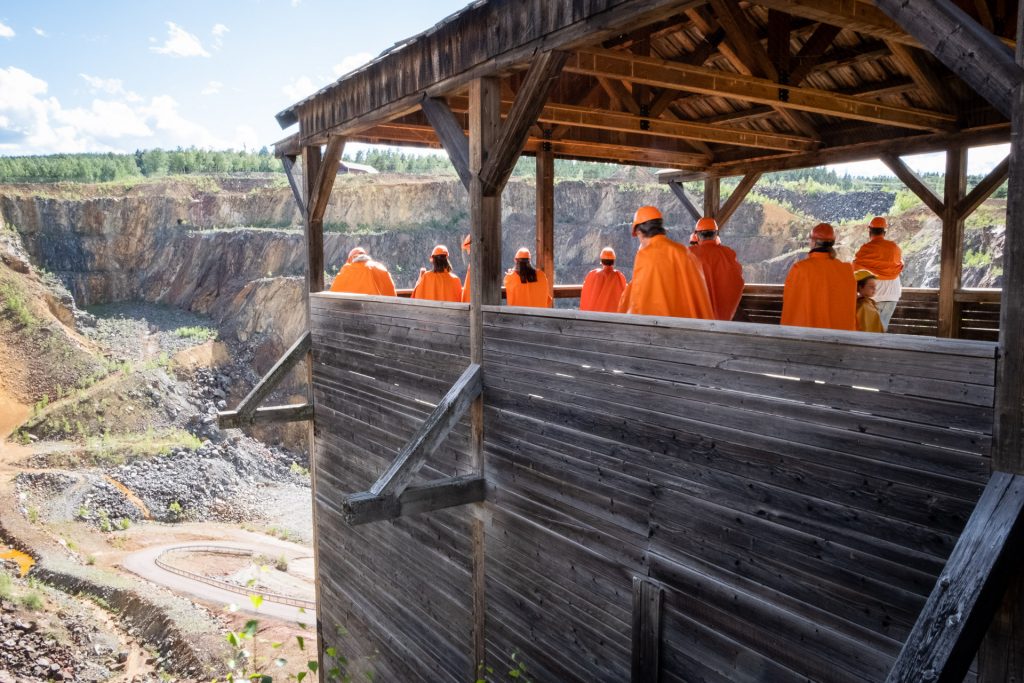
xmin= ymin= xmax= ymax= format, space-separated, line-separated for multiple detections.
xmin=347 ymin=247 xmax=368 ymax=264
xmin=868 ymin=216 xmax=887 ymax=237
xmin=696 ymin=217 xmax=718 ymax=241
xmin=632 ymin=206 xmax=665 ymax=237
xmin=514 ymin=247 xmax=537 ymax=283
xmin=810 ymin=223 xmax=837 ymax=258
xmin=600 ymin=247 xmax=615 ymax=267
xmin=430 ymin=245 xmax=451 ymax=273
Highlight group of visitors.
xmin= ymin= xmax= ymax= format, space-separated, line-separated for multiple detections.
xmin=328 ymin=206 xmax=903 ymax=334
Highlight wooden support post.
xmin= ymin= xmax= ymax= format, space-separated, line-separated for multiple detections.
xmin=884 ymin=472 xmax=1024 ymax=683
xmin=302 ymin=145 xmax=325 ymax=295
xmin=668 ymin=181 xmax=702 ymax=224
xmin=421 ymin=97 xmax=472 ymax=190
xmin=703 ymin=177 xmax=720 ymax=219
xmin=342 ymin=475 xmax=486 ymax=525
xmin=468 ymin=75 xmax=501 ymax=680
xmin=939 ymin=146 xmax=967 ymax=338
xmin=536 ymin=147 xmax=555 ymax=296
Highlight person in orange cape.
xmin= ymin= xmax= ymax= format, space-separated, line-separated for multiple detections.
xmin=689 ymin=217 xmax=745 ymax=321
xmin=852 ymin=216 xmax=903 ymax=330
xmin=411 ymin=245 xmax=462 ymax=302
xmin=781 ymin=223 xmax=856 ymax=331
xmin=854 ymin=269 xmax=884 ymax=333
xmin=329 ymin=247 xmax=397 ymax=296
xmin=580 ymin=247 xmax=627 ymax=313
xmin=460 ymin=233 xmax=472 ymax=303
xmin=504 ymin=248 xmax=552 ymax=308
xmin=617 ymin=206 xmax=714 ymax=319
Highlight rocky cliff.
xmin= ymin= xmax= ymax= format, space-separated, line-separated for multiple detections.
xmin=0 ymin=174 xmax=1006 ymax=364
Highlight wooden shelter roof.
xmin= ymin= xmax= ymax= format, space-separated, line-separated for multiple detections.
xmin=274 ymin=0 xmax=1016 ymax=177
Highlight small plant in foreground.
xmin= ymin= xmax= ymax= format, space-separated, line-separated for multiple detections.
xmin=21 ymin=592 xmax=42 ymax=611
xmin=167 ymin=501 xmax=183 ymax=521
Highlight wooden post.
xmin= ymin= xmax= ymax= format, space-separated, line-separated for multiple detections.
xmin=938 ymin=146 xmax=966 ymax=338
xmin=536 ymin=147 xmax=555 ymax=296
xmin=703 ymin=177 xmax=720 ymax=219
xmin=302 ymin=145 xmax=324 ymax=296
xmin=468 ymin=75 xmax=501 ymax=680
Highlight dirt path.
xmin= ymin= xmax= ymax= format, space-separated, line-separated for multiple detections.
xmin=0 ymin=385 xmax=29 ymax=441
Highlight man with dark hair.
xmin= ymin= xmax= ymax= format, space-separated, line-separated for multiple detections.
xmin=617 ymin=206 xmax=713 ymax=319
xmin=689 ymin=217 xmax=745 ymax=321
xmin=781 ymin=223 xmax=856 ymax=331
xmin=852 ymin=216 xmax=903 ymax=330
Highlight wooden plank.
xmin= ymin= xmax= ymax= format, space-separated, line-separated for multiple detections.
xmin=565 ymin=47 xmax=958 ymax=132
xmin=233 ymin=331 xmax=311 ymax=421
xmin=884 ymin=472 xmax=1024 ymax=683
xmin=667 ymin=181 xmax=702 ymax=223
xmin=940 ymin=146 xmax=968 ymax=338
xmin=881 ymin=153 xmax=946 ymax=216
xmin=281 ymin=155 xmax=306 ymax=221
xmin=787 ymin=23 xmax=843 ymax=85
xmin=480 ymin=51 xmax=567 ymax=195
xmin=217 ymin=403 xmax=314 ymax=429
xmin=752 ymin=0 xmax=919 ymax=46
xmin=885 ymin=41 xmax=956 ymax=114
xmin=420 ymin=97 xmax=472 ymax=190
xmin=632 ymin=577 xmax=663 ymax=683
xmin=717 ymin=172 xmax=761 ymax=227
xmin=875 ymin=0 xmax=1023 ymax=119
xmin=342 ymin=475 xmax=485 ymax=525
xmin=957 ymin=155 xmax=1010 ymax=219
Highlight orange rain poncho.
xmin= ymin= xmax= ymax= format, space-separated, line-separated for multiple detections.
xmin=617 ymin=235 xmax=714 ymax=319
xmin=856 ymin=297 xmax=884 ymax=333
xmin=411 ymin=270 xmax=463 ymax=302
xmin=852 ymin=236 xmax=904 ymax=280
xmin=580 ymin=265 xmax=627 ymax=313
xmin=329 ymin=257 xmax=397 ymax=296
xmin=780 ymin=252 xmax=856 ymax=330
xmin=690 ymin=241 xmax=745 ymax=321
xmin=504 ymin=269 xmax=552 ymax=308
xmin=461 ymin=266 xmax=471 ymax=303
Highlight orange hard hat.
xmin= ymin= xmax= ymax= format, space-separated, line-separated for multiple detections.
xmin=632 ymin=206 xmax=662 ymax=228
xmin=600 ymin=247 xmax=616 ymax=260
xmin=869 ymin=216 xmax=888 ymax=229
xmin=462 ymin=234 xmax=472 ymax=251
xmin=810 ymin=223 xmax=836 ymax=241
xmin=346 ymin=247 xmax=367 ymax=263
xmin=431 ymin=244 xmax=449 ymax=257
xmin=696 ymin=217 xmax=719 ymax=232
xmin=515 ymin=247 xmax=531 ymax=260
xmin=689 ymin=232 xmax=698 ymax=245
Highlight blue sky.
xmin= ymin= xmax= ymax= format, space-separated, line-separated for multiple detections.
xmin=0 ymin=1 xmax=467 ymax=154
xmin=0 ymin=2 xmax=1009 ymax=176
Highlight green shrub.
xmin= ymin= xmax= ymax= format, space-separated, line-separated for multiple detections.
xmin=21 ymin=592 xmax=42 ymax=611
xmin=0 ymin=569 xmax=11 ymax=600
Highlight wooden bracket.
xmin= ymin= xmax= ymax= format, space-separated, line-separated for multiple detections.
xmin=884 ymin=472 xmax=1024 ymax=682
xmin=421 ymin=96 xmax=472 ymax=191
xmin=281 ymin=155 xmax=307 ymax=222
xmin=340 ymin=363 xmax=483 ymax=525
xmin=956 ymin=155 xmax=1010 ymax=219
xmin=342 ymin=475 xmax=485 ymax=525
xmin=717 ymin=172 xmax=762 ymax=228
xmin=308 ymin=136 xmax=345 ymax=223
xmin=667 ymin=181 xmax=702 ymax=224
xmin=217 ymin=332 xmax=311 ymax=428
xmin=881 ymin=153 xmax=945 ymax=216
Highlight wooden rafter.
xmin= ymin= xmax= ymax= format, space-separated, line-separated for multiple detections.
xmin=885 ymin=41 xmax=955 ymax=114
xmin=564 ymin=47 xmax=957 ymax=132
xmin=751 ymin=0 xmax=919 ymax=46
xmin=875 ymin=0 xmax=1022 ymax=119
xmin=787 ymin=24 xmax=843 ymax=85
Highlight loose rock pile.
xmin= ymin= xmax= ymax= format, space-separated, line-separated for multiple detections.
xmin=0 ymin=604 xmax=111 ymax=682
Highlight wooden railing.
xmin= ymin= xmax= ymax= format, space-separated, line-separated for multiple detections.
xmin=397 ymin=284 xmax=1002 ymax=340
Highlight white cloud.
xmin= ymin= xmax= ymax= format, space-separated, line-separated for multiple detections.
xmin=150 ymin=22 xmax=210 ymax=58
xmin=282 ymin=76 xmax=315 ymax=101
xmin=211 ymin=23 xmax=229 ymax=50
xmin=291 ymin=0 xmax=301 ymax=6
xmin=0 ymin=66 xmax=227 ymax=154
xmin=33 ymin=27 xmax=46 ymax=38
xmin=0 ymin=21 xmax=14 ymax=38
xmin=201 ymin=80 xmax=223 ymax=95
xmin=333 ymin=52 xmax=372 ymax=78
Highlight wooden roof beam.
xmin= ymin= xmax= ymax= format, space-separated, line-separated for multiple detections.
xmin=750 ymin=0 xmax=919 ymax=46
xmin=875 ymin=0 xmax=1023 ymax=119
xmin=565 ymin=46 xmax=958 ymax=131
xmin=885 ymin=41 xmax=957 ymax=114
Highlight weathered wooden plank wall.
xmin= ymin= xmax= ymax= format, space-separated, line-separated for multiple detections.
xmin=310 ymin=293 xmax=996 ymax=682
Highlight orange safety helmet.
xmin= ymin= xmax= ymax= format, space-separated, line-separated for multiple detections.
xmin=346 ymin=247 xmax=367 ymax=263
xmin=696 ymin=216 xmax=719 ymax=232
xmin=689 ymin=232 xmax=699 ymax=245
xmin=868 ymin=216 xmax=888 ymax=229
xmin=810 ymin=223 xmax=836 ymax=241
xmin=600 ymin=247 xmax=616 ymax=261
xmin=632 ymin=205 xmax=662 ymax=228
xmin=514 ymin=247 xmax=532 ymax=260
xmin=462 ymin=233 xmax=472 ymax=251
xmin=431 ymin=244 xmax=449 ymax=257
